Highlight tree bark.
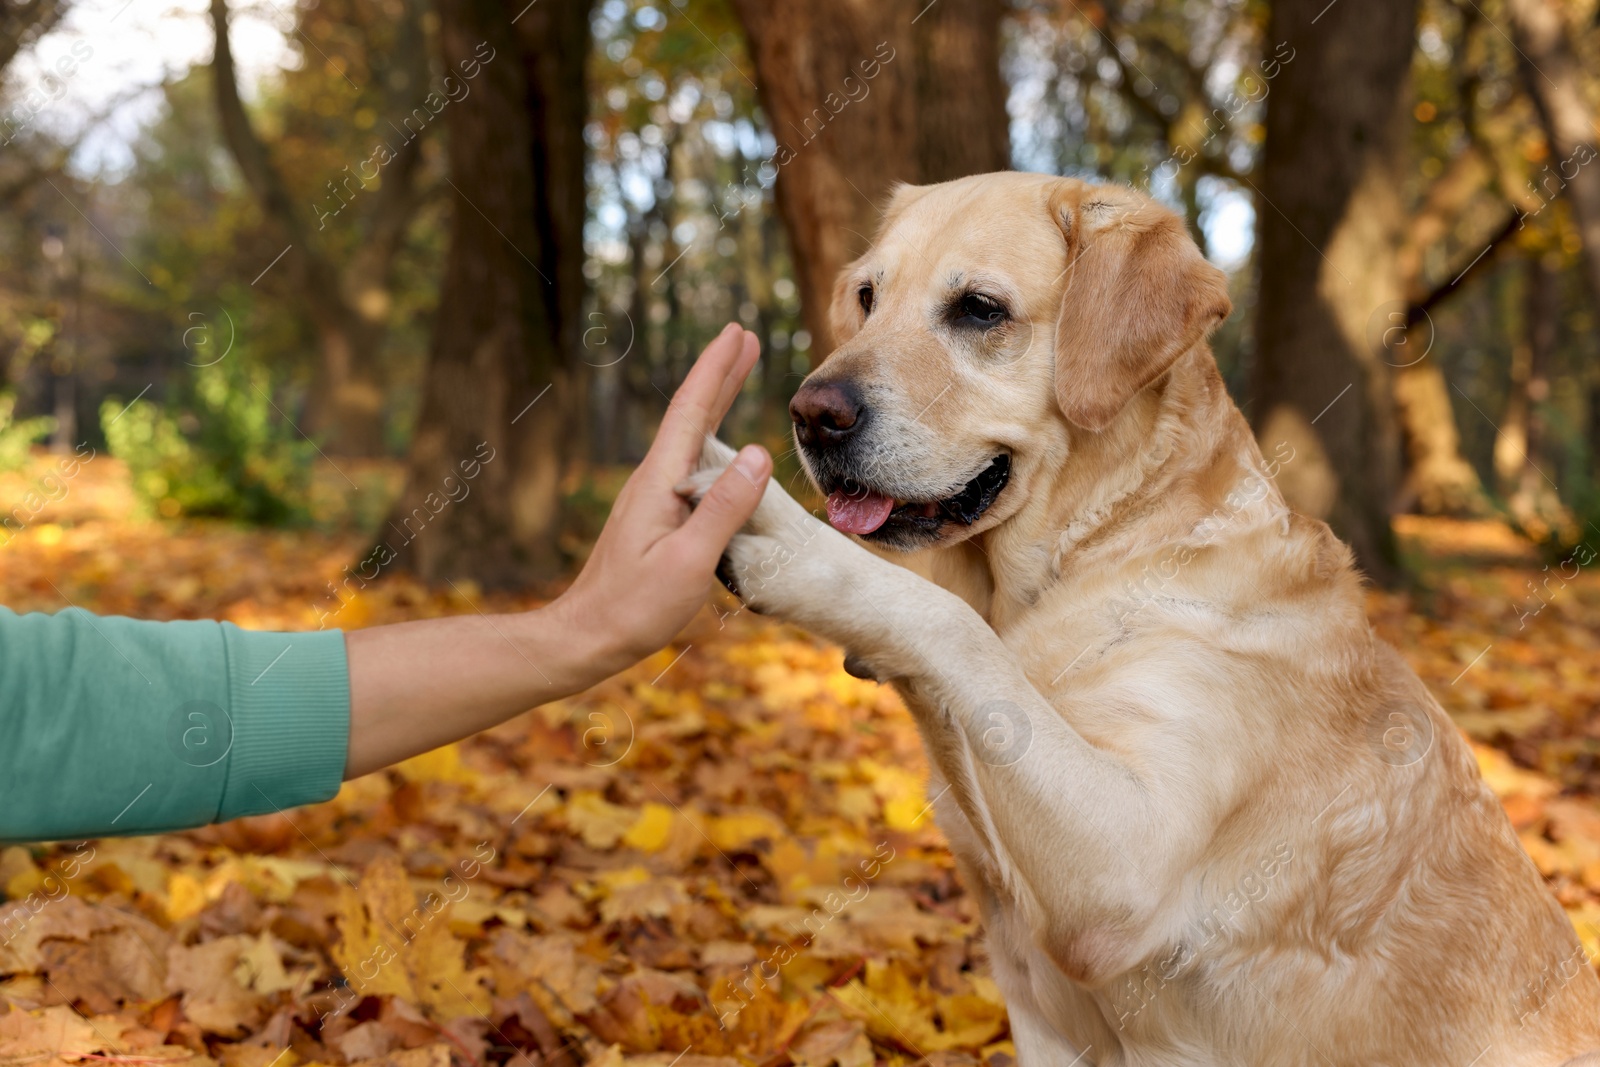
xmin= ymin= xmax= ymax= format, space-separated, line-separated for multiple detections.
xmin=1505 ymin=0 xmax=1600 ymax=314
xmin=1250 ymin=0 xmax=1416 ymax=584
xmin=378 ymin=0 xmax=590 ymax=586
xmin=731 ymin=0 xmax=1010 ymax=364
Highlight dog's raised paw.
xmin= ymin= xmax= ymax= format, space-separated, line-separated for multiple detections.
xmin=681 ymin=436 xmax=853 ymax=621
xmin=714 ymin=548 xmax=763 ymax=612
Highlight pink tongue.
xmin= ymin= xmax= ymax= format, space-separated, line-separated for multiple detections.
xmin=826 ymin=490 xmax=895 ymax=534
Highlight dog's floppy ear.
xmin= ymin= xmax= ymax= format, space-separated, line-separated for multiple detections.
xmin=1048 ymin=183 xmax=1232 ymax=431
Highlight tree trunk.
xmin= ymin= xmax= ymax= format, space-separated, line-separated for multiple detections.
xmin=1392 ymin=148 xmax=1490 ymax=516
xmin=1250 ymin=0 xmax=1415 ymax=584
xmin=209 ymin=0 xmax=424 ymax=456
xmin=1499 ymin=250 xmax=1569 ymax=539
xmin=1393 ymin=361 xmax=1485 ymax=516
xmin=1590 ymin=382 xmax=1600 ymax=483
xmin=304 ymin=310 xmax=387 ymax=455
xmin=379 ymin=0 xmax=590 ymax=586
xmin=731 ymin=0 xmax=1010 ymax=365
xmin=1494 ymin=331 xmax=1533 ymax=498
xmin=1505 ymin=0 xmax=1600 ymax=314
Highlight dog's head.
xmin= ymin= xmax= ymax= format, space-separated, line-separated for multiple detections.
xmin=791 ymin=171 xmax=1232 ymax=550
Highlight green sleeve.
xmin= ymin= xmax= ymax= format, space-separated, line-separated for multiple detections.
xmin=0 ymin=607 xmax=350 ymax=843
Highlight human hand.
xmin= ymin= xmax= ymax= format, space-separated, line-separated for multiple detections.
xmin=344 ymin=326 xmax=768 ymax=775
xmin=553 ymin=323 xmax=771 ymax=679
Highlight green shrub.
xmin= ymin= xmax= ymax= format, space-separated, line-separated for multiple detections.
xmin=101 ymin=359 xmax=314 ymax=525
xmin=0 ymin=393 xmax=56 ymax=471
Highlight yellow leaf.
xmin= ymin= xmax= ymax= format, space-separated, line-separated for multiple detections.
xmin=0 ymin=1005 xmax=111 ymax=1060
xmin=167 ymin=872 xmax=208 ymax=923
xmin=763 ymin=838 xmax=811 ymax=894
xmin=883 ymin=793 xmax=931 ymax=831
xmin=0 ymin=847 xmax=44 ymax=901
xmin=599 ymin=875 xmax=687 ymax=924
xmin=857 ymin=758 xmax=930 ymax=830
xmin=623 ymin=802 xmax=675 ymax=852
xmin=566 ymin=791 xmax=636 ymax=850
xmin=395 ymin=743 xmax=474 ymax=784
xmin=1567 ymin=902 xmax=1600 ymax=963
xmin=331 ymin=856 xmax=489 ymax=1018
xmin=330 ymin=590 xmax=373 ymax=629
xmin=833 ymin=959 xmax=997 ymax=1052
xmin=93 ymin=839 xmax=173 ymax=898
xmin=707 ymin=810 xmax=788 ymax=851
xmin=936 ymin=992 xmax=1008 ymax=1047
xmin=833 ymin=786 xmax=879 ymax=826
xmin=447 ymin=896 xmax=497 ymax=935
xmin=235 ymin=932 xmax=294 ymax=995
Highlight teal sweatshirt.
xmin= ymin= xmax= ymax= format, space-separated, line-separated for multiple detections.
xmin=0 ymin=607 xmax=349 ymax=843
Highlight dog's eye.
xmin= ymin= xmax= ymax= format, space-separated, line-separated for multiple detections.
xmin=858 ymin=284 xmax=875 ymax=317
xmin=954 ymin=292 xmax=1007 ymax=328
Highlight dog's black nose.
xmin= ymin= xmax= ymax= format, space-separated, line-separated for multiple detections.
xmin=790 ymin=380 xmax=864 ymax=448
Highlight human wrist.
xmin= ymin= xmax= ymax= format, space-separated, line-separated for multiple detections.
xmin=539 ymin=586 xmax=632 ymax=694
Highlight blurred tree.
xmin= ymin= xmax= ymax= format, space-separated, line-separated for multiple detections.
xmin=1010 ymin=0 xmax=1269 ymax=211
xmin=732 ymin=0 xmax=1010 ymax=363
xmin=209 ymin=0 xmax=431 ymax=456
xmin=379 ymin=0 xmax=591 ymax=584
xmin=1390 ymin=10 xmax=1502 ymax=519
xmin=1018 ymin=0 xmax=1514 ymax=524
xmin=0 ymin=0 xmax=85 ymax=399
xmin=1506 ymin=0 xmax=1600 ymax=314
xmin=1505 ymin=0 xmax=1600 ymax=523
xmin=0 ymin=0 xmax=64 ymax=74
xmin=1392 ymin=144 xmax=1495 ymax=517
xmin=1398 ymin=0 xmax=1600 ymax=530
xmin=1005 ymin=0 xmax=1273 ymax=389
xmin=1495 ymin=245 xmax=1566 ymax=537
xmin=584 ymin=0 xmax=806 ymax=463
xmin=1251 ymin=0 xmax=1417 ymax=584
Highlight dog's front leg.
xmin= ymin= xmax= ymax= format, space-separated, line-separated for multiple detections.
xmin=686 ymin=441 xmax=1199 ymax=987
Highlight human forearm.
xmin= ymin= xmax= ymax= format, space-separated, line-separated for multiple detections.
xmin=342 ymin=595 xmax=630 ymax=778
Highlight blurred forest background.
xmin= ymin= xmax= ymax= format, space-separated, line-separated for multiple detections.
xmin=1 ymin=0 xmax=1599 ymax=586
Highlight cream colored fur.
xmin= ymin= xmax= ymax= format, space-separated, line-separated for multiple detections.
xmin=689 ymin=172 xmax=1600 ymax=1065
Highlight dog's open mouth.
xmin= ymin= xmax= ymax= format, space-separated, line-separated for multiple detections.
xmin=825 ymin=455 xmax=1010 ymax=537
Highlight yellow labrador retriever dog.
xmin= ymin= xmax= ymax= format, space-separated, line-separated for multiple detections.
xmin=688 ymin=171 xmax=1600 ymax=1064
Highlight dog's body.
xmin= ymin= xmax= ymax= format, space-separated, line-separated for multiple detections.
xmin=692 ymin=171 xmax=1600 ymax=1063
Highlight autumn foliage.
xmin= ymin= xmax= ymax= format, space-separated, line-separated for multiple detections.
xmin=2 ymin=458 xmax=1599 ymax=1067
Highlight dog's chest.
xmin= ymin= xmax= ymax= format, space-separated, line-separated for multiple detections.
xmin=932 ymin=828 xmax=1271 ymax=1064
xmin=931 ymin=789 xmax=1209 ymax=1062
xmin=920 ymin=714 xmax=1287 ymax=1064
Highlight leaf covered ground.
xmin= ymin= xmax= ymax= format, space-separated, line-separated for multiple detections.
xmin=2 ymin=457 xmax=1599 ymax=1067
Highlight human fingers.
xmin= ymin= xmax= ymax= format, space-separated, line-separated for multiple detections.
xmin=666 ymin=444 xmax=771 ymax=575
xmin=646 ymin=323 xmax=745 ymax=475
xmin=708 ymin=330 xmax=760 ymax=426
